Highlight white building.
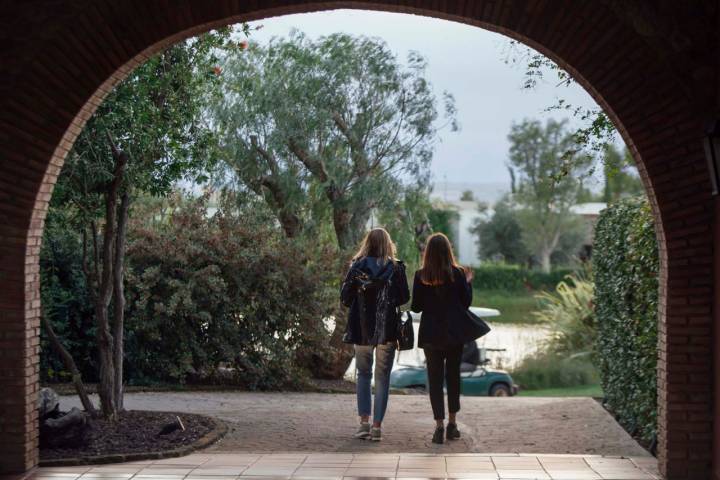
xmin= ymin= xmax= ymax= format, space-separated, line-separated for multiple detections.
xmin=429 ymin=181 xmax=507 ymax=266
xmin=429 ymin=181 xmax=607 ymax=266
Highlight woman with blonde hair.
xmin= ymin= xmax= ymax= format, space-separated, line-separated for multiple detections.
xmin=341 ymin=228 xmax=410 ymax=442
xmin=411 ymin=233 xmax=475 ymax=444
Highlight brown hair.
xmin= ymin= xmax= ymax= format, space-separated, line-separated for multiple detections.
xmin=352 ymin=228 xmax=397 ymax=265
xmin=419 ymin=233 xmax=463 ymax=285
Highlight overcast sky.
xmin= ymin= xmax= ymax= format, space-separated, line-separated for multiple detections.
xmin=244 ymin=9 xmax=609 ymax=190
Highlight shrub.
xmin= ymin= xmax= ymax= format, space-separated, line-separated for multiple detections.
xmin=40 ymin=194 xmax=340 ymax=389
xmin=39 ymin=210 xmax=98 ymax=383
xmin=534 ymin=271 xmax=595 ymax=356
xmin=124 ymin=195 xmax=338 ymax=388
xmin=511 ymin=352 xmax=599 ymax=390
xmin=471 ymin=263 xmax=575 ymax=292
xmin=593 ymin=197 xmax=658 ymax=442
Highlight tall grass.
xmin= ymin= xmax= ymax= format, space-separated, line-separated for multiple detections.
xmin=533 ymin=271 xmax=595 ymax=356
xmin=511 ymin=270 xmax=599 ymax=391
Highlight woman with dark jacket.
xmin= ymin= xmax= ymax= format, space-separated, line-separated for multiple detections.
xmin=411 ymin=233 xmax=474 ymax=444
xmin=341 ymin=228 xmax=410 ymax=442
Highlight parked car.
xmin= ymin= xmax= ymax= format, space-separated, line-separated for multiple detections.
xmin=389 ymin=308 xmax=519 ymax=396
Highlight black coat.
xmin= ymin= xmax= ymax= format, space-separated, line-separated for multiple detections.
xmin=341 ymin=257 xmax=410 ymax=346
xmin=411 ymin=267 xmax=473 ymax=349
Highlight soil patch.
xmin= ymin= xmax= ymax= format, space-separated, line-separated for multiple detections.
xmin=40 ymin=410 xmax=216 ymax=461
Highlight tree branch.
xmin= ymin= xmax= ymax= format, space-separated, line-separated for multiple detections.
xmin=41 ymin=313 xmax=97 ymax=416
xmin=287 ymin=138 xmax=332 ymax=187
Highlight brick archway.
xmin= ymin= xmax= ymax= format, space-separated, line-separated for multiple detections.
xmin=1 ymin=2 xmax=717 ymax=479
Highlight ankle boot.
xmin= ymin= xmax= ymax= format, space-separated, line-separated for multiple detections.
xmin=446 ymin=422 xmax=460 ymax=440
xmin=432 ymin=426 xmax=445 ymax=444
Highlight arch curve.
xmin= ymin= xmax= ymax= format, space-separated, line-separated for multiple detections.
xmin=1 ymin=2 xmax=716 ymax=479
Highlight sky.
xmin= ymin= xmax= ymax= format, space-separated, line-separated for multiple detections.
xmin=243 ymin=9 xmax=609 ymax=193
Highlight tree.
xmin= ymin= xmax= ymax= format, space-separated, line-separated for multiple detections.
xmin=213 ymin=31 xmax=457 ymax=251
xmin=507 ymin=119 xmax=588 ymax=273
xmin=470 ymin=196 xmax=529 ymax=264
xmin=601 ymin=145 xmax=644 ymax=202
xmin=427 ymin=206 xmax=459 ymax=247
xmin=504 ymin=41 xmax=619 ymax=176
xmin=49 ymin=30 xmax=232 ymax=419
xmin=460 ymin=190 xmax=474 ymax=201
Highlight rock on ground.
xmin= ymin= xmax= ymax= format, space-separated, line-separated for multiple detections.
xmin=61 ymin=392 xmax=649 ymax=457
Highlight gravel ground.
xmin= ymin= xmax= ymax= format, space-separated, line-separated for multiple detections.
xmin=61 ymin=392 xmax=650 ymax=457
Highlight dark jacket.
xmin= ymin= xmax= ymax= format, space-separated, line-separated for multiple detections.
xmin=341 ymin=257 xmax=410 ymax=346
xmin=411 ymin=267 xmax=473 ymax=349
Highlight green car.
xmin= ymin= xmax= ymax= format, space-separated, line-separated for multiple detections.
xmin=389 ymin=308 xmax=518 ymax=397
xmin=390 ymin=362 xmax=518 ymax=396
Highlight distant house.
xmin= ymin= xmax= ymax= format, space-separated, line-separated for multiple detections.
xmin=431 ymin=199 xmax=487 ymax=267
xmin=432 ymin=196 xmax=607 ymax=267
xmin=430 ymin=181 xmax=508 ymax=267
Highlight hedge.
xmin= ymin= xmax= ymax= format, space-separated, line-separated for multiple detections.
xmin=593 ymin=197 xmax=658 ymax=443
xmin=471 ymin=263 xmax=575 ymax=292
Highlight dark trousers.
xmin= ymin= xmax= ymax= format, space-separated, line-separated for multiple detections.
xmin=424 ymin=344 xmax=463 ymax=420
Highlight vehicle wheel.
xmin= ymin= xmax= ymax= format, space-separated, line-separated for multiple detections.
xmin=489 ymin=383 xmax=511 ymax=397
xmin=409 ymin=385 xmax=427 ymax=394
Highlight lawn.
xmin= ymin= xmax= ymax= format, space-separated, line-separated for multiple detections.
xmin=518 ymin=384 xmax=603 ymax=398
xmin=473 ymin=289 xmax=541 ymax=324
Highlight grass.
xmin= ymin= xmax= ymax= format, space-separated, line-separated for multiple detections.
xmin=473 ymin=289 xmax=541 ymax=324
xmin=518 ymin=384 xmax=603 ymax=397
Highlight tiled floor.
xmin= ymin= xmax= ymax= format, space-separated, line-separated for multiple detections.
xmin=33 ymin=453 xmax=662 ymax=480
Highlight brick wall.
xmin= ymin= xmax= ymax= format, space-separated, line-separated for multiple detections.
xmin=0 ymin=1 xmax=717 ymax=478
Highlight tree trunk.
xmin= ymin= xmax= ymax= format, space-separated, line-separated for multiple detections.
xmin=95 ymin=308 xmax=116 ymax=419
xmin=333 ymin=207 xmax=354 ymax=251
xmin=41 ymin=314 xmax=97 ymax=416
xmin=88 ymin=134 xmax=128 ymax=420
xmin=539 ymin=249 xmax=552 ymax=274
xmin=112 ymin=192 xmax=130 ymax=411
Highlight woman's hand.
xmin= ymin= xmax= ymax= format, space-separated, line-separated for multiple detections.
xmin=464 ymin=268 xmax=474 ymax=283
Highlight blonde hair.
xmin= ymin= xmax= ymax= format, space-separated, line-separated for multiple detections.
xmin=352 ymin=228 xmax=397 ymax=265
xmin=420 ymin=233 xmax=463 ymax=285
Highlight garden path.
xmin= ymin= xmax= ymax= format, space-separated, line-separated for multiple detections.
xmin=62 ymin=392 xmax=649 ymax=457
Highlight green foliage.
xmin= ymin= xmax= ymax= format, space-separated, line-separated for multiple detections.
xmin=471 ymin=264 xmax=574 ymax=292
xmin=427 ymin=206 xmax=459 ymax=246
xmin=593 ymin=197 xmax=658 ymax=442
xmin=213 ymin=31 xmax=456 ymax=249
xmin=41 ymin=193 xmax=339 ymax=389
xmin=533 ymin=272 xmax=595 ymax=356
xmin=40 ymin=209 xmax=97 ymax=382
xmin=56 ymin=30 xmax=231 ymax=221
xmin=377 ymin=185 xmax=435 ymax=269
xmin=512 ymin=352 xmax=599 ymax=390
xmin=507 ymin=119 xmax=590 ymax=272
xmin=124 ymin=194 xmax=338 ymax=388
xmin=470 ymin=197 xmax=528 ymax=264
xmin=504 ymin=40 xmax=619 ymax=172
xmin=518 ymin=384 xmax=603 ymax=397
xmin=602 ymin=145 xmax=644 ymax=203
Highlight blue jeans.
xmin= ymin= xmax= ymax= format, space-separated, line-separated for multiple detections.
xmin=355 ymin=343 xmax=396 ymax=424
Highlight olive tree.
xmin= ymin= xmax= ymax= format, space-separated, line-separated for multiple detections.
xmin=214 ymin=32 xmax=457 ymax=250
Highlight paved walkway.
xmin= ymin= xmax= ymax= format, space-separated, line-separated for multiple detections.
xmin=33 ymin=452 xmax=661 ymax=479
xmin=62 ymin=393 xmax=650 ymax=457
